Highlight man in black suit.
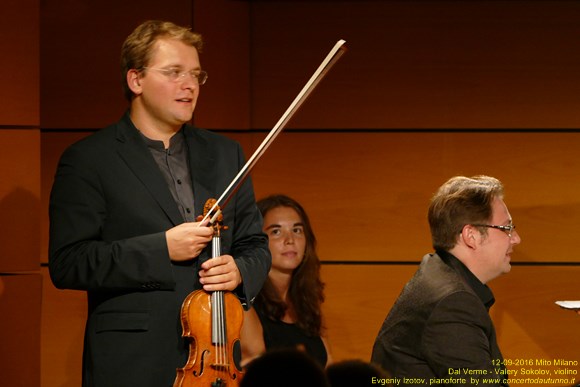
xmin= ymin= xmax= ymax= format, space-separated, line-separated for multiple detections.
xmin=49 ymin=20 xmax=271 ymax=386
xmin=371 ymin=176 xmax=521 ymax=386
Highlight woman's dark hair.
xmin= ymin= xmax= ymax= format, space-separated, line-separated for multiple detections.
xmin=255 ymin=194 xmax=325 ymax=336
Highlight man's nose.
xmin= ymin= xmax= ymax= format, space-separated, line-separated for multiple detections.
xmin=511 ymin=229 xmax=521 ymax=245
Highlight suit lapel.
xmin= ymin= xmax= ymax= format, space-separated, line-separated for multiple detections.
xmin=115 ymin=116 xmax=184 ymax=226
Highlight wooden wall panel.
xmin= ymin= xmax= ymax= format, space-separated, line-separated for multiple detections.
xmin=321 ymin=265 xmax=417 ymax=361
xmin=0 ymin=130 xmax=41 ymax=272
xmin=40 ymin=131 xmax=93 ymax=263
xmin=250 ymin=131 xmax=580 ymax=263
xmin=41 ymin=267 xmax=86 ymax=387
xmin=0 ymin=0 xmax=39 ymax=126
xmin=1 ymin=130 xmax=41 ymax=384
xmin=39 ymin=1 xmax=580 ymax=131
xmin=40 ymin=0 xmax=194 ymax=129
xmin=2 ymin=1 xmax=42 ymax=386
xmin=0 ymin=274 xmax=42 ymax=387
xmin=491 ymin=266 xmax=580 ymax=363
xmin=193 ymin=0 xmax=251 ymax=130
xmin=249 ymin=1 xmax=580 ymax=129
xmin=321 ymin=264 xmax=580 ymax=371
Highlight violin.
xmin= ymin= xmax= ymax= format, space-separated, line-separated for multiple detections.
xmin=174 ymin=199 xmax=244 ymax=387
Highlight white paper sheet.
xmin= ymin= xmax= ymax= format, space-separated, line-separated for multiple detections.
xmin=555 ymin=300 xmax=580 ymax=310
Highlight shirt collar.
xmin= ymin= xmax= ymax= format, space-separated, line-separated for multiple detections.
xmin=436 ymin=249 xmax=496 ymax=309
xmin=140 ymin=127 xmax=185 ymax=152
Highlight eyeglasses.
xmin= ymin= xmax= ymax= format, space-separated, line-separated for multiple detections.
xmin=471 ymin=223 xmax=516 ymax=238
xmin=142 ymin=67 xmax=208 ymax=85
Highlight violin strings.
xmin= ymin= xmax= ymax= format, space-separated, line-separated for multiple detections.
xmin=211 ymin=236 xmax=229 ymax=371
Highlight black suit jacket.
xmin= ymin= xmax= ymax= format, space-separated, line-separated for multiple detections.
xmin=371 ymin=253 xmax=508 ymax=387
xmin=49 ymin=113 xmax=271 ymax=387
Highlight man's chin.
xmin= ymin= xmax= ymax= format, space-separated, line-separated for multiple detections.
xmin=504 ymin=262 xmax=512 ymax=273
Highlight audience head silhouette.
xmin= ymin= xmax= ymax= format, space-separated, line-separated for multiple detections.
xmin=240 ymin=348 xmax=329 ymax=387
xmin=326 ymin=359 xmax=392 ymax=387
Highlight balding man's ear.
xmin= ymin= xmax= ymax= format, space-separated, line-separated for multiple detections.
xmin=460 ymin=224 xmax=478 ymax=249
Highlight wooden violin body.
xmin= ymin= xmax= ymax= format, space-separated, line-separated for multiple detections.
xmin=174 ymin=199 xmax=244 ymax=387
xmin=174 ymin=289 xmax=244 ymax=386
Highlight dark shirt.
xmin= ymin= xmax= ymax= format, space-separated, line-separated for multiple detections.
xmin=256 ymin=310 xmax=328 ymax=367
xmin=141 ymin=129 xmax=196 ymax=222
xmin=437 ymin=249 xmax=495 ymax=309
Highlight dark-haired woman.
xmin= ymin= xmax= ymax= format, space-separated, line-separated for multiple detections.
xmin=240 ymin=194 xmax=332 ymax=367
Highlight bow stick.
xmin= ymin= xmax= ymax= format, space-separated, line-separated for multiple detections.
xmin=200 ymin=39 xmax=347 ymax=225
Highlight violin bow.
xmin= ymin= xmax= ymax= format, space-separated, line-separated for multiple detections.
xmin=200 ymin=39 xmax=347 ymax=225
